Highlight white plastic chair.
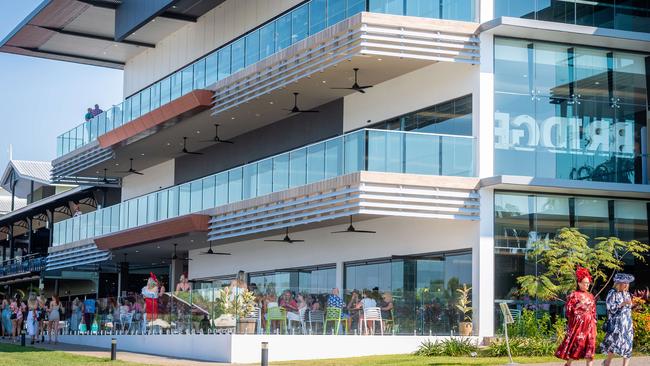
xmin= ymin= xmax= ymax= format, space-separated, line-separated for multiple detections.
xmin=298 ymin=307 xmax=308 ymax=334
xmin=362 ymin=307 xmax=383 ymax=335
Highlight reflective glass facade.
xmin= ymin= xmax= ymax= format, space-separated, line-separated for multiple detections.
xmin=494 ymin=191 xmax=650 ymax=323
xmin=249 ymin=265 xmax=336 ymax=299
xmin=494 ymin=38 xmax=649 ymax=183
xmin=344 ymin=251 xmax=472 ymax=335
xmin=495 ymin=0 xmax=650 ymax=33
xmin=56 ymin=0 xmax=477 ymax=157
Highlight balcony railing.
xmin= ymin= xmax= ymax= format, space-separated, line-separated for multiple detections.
xmin=52 ymin=129 xmax=475 ymax=246
xmin=0 ymin=255 xmax=46 ymax=277
xmin=55 ymin=0 xmax=476 ymax=157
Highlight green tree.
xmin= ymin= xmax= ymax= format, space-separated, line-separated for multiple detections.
xmin=517 ymin=227 xmax=650 ymax=301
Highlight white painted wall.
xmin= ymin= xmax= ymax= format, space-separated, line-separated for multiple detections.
xmin=121 ymin=160 xmax=175 ymax=201
xmin=123 ymin=0 xmax=303 ymax=96
xmin=189 ymin=216 xmax=478 ymax=280
xmin=343 ymin=62 xmax=478 ymax=132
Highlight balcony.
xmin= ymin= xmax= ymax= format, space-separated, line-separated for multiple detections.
xmin=0 ymin=255 xmax=46 ymax=279
xmin=52 ymin=129 xmax=475 ymax=247
xmin=53 ymin=0 xmax=479 ymax=180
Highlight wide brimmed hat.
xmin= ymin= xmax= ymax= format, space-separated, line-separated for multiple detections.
xmin=613 ymin=273 xmax=635 ymax=284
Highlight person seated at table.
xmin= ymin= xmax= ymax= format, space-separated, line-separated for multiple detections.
xmin=355 ymin=290 xmax=377 ymax=335
xmin=327 ymin=288 xmax=344 ymax=310
xmin=347 ymin=290 xmax=361 ymax=331
xmin=309 ymin=295 xmax=321 ymax=311
xmin=280 ymin=290 xmax=299 ymax=323
xmin=380 ymin=292 xmax=394 ymax=330
xmin=296 ymin=294 xmax=308 ymax=311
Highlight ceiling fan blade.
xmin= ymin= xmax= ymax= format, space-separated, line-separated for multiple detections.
xmin=300 ymin=110 xmax=320 ymax=113
xmin=330 ymin=87 xmax=356 ymax=90
xmin=184 ymin=151 xmax=204 ymax=155
xmin=354 ymin=89 xmax=366 ymax=94
xmin=357 ymin=85 xmax=373 ymax=89
xmin=219 ymin=139 xmax=234 ymax=144
xmin=199 ymin=138 xmax=219 ymax=143
xmin=264 ymin=239 xmax=288 ymax=242
xmin=288 ymin=239 xmax=305 ymax=243
xmin=281 ymin=108 xmax=295 ymax=111
xmin=114 ymin=170 xmax=131 ymax=174
xmin=350 ymin=229 xmax=376 ymax=234
xmin=207 ymin=252 xmax=230 ymax=255
xmin=131 ymin=171 xmax=144 ymax=175
xmin=331 ymin=230 xmax=351 ymax=234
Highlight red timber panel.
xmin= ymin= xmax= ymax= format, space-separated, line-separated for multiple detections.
xmin=94 ymin=214 xmax=210 ymax=250
xmin=97 ymin=90 xmax=214 ymax=148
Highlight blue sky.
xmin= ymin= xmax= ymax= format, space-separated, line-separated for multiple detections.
xmin=0 ymin=0 xmax=123 ymax=171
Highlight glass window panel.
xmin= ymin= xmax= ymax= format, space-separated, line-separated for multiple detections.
xmin=615 ymin=199 xmax=649 ymax=243
xmin=216 ymin=172 xmax=229 ymax=205
xmin=190 ymin=180 xmax=203 ymax=213
xmin=147 ymin=194 xmax=157 ymax=224
xmin=536 ymin=0 xmax=575 ymax=24
xmin=615 ymin=0 xmax=650 ymax=32
xmin=306 ymin=143 xmax=326 ymax=183
xmin=157 ymin=190 xmax=168 ymax=221
xmin=441 ymin=135 xmax=474 ymax=176
xmin=495 ymin=0 xmax=537 ymax=18
xmin=194 ymin=58 xmax=206 ymax=89
xmin=257 ymin=159 xmax=273 ymax=196
xmin=72 ymin=216 xmax=80 ymax=242
xmin=202 ymin=175 xmax=216 ymax=209
xmin=534 ymin=195 xmax=570 ymax=239
xmin=347 ymin=0 xmax=366 ymax=16
xmin=160 ymin=76 xmax=172 ymax=105
xmin=495 ymin=38 xmax=532 ymax=95
xmin=205 ymin=52 xmax=218 ymax=85
xmin=310 ymin=0 xmax=327 ymax=34
xmin=406 ymin=0 xmax=438 ymax=18
xmin=245 ymin=30 xmax=260 ymax=66
xmin=228 ymin=168 xmax=243 ymax=203
xmin=119 ymin=203 xmax=128 ymax=231
xmin=181 ymin=66 xmax=194 ymax=95
xmin=87 ymin=212 xmax=96 ymax=238
xmin=276 ymin=13 xmax=292 ymax=50
xmin=328 ymin=0 xmax=347 ymax=25
xmin=292 ymin=4 xmax=309 ymax=44
xmin=130 ymin=93 xmax=141 ymax=120
xmin=259 ymin=22 xmax=275 ymax=59
xmin=218 ymin=46 xmax=231 ymax=80
xmin=97 ymin=112 xmax=106 ymax=136
xmin=289 ymin=148 xmax=307 ymax=187
xmin=179 ymin=183 xmax=191 ymax=215
xmin=128 ymin=199 xmax=138 ymax=229
xmin=243 ymin=164 xmax=258 ymax=199
xmin=441 ymin=0 xmax=474 ymax=21
xmin=272 ymin=153 xmax=290 ymax=192
xmin=368 ymin=130 xmax=403 ymax=173
xmin=344 ymin=131 xmax=365 ymax=173
xmin=231 ymin=38 xmax=245 ymax=73
xmin=575 ymin=197 xmax=610 ymax=239
xmin=404 ymin=133 xmax=439 ymax=174
xmin=325 ymin=137 xmax=344 ymax=178
xmin=105 ymin=108 xmax=114 ymax=131
xmin=123 ymin=98 xmax=132 ymax=123
xmin=171 ymin=72 xmax=182 ymax=100
xmin=168 ymin=186 xmax=179 ymax=218
xmin=137 ymin=196 xmax=147 ymax=226
xmin=369 ymin=0 xmax=404 ymax=15
xmin=150 ymin=83 xmax=161 ymax=110
xmin=140 ymin=87 xmax=151 ymax=115
xmin=113 ymin=102 xmax=123 ymax=128
xmin=110 ymin=205 xmax=119 ymax=233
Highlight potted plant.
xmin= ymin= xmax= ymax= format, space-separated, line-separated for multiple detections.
xmin=456 ymin=284 xmax=473 ymax=336
xmin=216 ymin=287 xmax=257 ymax=334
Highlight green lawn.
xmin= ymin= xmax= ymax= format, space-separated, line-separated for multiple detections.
xmin=266 ymin=354 xmax=563 ymax=366
xmin=0 ymin=343 xmax=150 ymax=366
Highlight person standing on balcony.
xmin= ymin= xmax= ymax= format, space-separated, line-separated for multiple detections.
xmin=555 ymin=267 xmax=597 ymax=366
xmin=84 ymin=108 xmax=93 ymax=122
xmin=92 ymin=104 xmax=103 ymax=117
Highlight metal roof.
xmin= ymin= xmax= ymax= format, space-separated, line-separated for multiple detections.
xmin=0 ymin=160 xmax=53 ymax=198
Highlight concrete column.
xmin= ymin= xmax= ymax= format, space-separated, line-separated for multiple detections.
xmin=478 ymin=33 xmax=495 ymax=179
xmin=473 ymin=187 xmax=495 ymax=338
xmin=170 ymin=258 xmax=184 ymax=290
xmin=335 ymin=261 xmax=344 ymax=294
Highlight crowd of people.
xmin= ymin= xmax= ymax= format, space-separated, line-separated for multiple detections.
xmin=1 ymin=294 xmax=62 ymax=344
xmin=555 ymin=268 xmax=636 ymax=366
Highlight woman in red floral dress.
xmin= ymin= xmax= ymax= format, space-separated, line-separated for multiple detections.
xmin=555 ymin=267 xmax=597 ymax=366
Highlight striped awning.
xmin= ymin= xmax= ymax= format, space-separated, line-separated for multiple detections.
xmin=46 ymin=243 xmax=111 ymax=270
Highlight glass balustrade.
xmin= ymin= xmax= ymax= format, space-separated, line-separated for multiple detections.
xmin=52 ymin=129 xmax=475 ymax=246
xmin=55 ymin=0 xmax=477 ymax=157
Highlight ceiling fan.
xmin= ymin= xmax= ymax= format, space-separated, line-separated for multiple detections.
xmin=201 ymin=124 xmax=234 ymax=144
xmin=264 ymin=227 xmax=305 ymax=243
xmin=160 ymin=243 xmax=192 ymax=261
xmin=332 ymin=215 xmax=376 ymax=234
xmin=283 ymin=92 xmax=319 ymax=114
xmin=100 ymin=168 xmax=109 ymax=184
xmin=115 ymin=158 xmax=143 ymax=175
xmin=181 ymin=137 xmax=203 ymax=155
xmin=331 ymin=68 xmax=373 ymax=93
xmin=200 ymin=242 xmax=231 ymax=256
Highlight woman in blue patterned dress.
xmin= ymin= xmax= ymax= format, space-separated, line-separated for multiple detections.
xmin=600 ymin=273 xmax=634 ymax=366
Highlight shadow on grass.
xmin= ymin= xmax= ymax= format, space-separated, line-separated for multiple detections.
xmin=0 ymin=343 xmax=52 ymax=353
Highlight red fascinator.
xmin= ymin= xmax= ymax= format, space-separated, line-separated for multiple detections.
xmin=149 ymin=272 xmax=159 ymax=283
xmin=576 ymin=266 xmax=592 ymax=283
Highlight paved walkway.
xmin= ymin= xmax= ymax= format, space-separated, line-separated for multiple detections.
xmin=0 ymin=338 xmax=235 ymax=365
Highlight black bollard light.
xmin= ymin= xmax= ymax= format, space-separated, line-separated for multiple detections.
xmin=110 ymin=338 xmax=117 ymax=361
xmin=261 ymin=341 xmax=268 ymax=366
xmin=20 ymin=329 xmax=25 ymax=346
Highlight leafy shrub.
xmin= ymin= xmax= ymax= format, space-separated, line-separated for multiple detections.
xmin=507 ymin=309 xmax=553 ymax=339
xmin=552 ymin=316 xmax=567 ymax=345
xmin=632 ymin=291 xmax=650 ymax=354
xmin=485 ymin=337 xmax=556 ymax=357
xmin=415 ymin=337 xmax=479 ymax=357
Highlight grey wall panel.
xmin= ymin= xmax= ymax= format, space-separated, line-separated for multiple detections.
xmin=174 ymin=99 xmax=344 ymax=184
xmin=115 ymin=0 xmax=175 ymax=41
